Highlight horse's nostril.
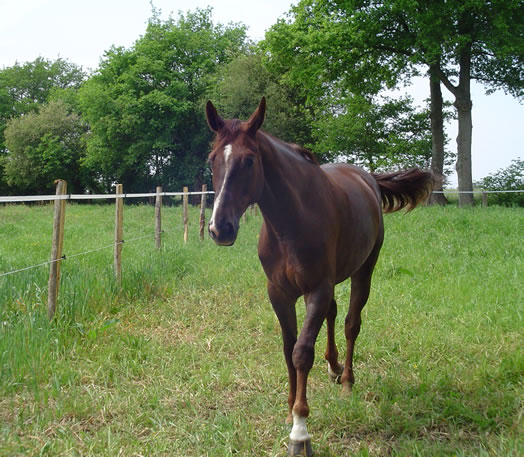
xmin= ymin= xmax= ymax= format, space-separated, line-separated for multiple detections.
xmin=208 ymin=224 xmax=218 ymax=240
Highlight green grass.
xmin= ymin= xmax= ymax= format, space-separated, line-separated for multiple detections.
xmin=0 ymin=203 xmax=522 ymax=456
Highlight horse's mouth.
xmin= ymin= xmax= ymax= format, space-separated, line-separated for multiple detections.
xmin=212 ymin=237 xmax=236 ymax=247
xmin=208 ymin=229 xmax=237 ymax=246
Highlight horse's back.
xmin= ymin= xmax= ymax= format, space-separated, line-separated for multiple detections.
xmin=321 ymin=163 xmax=384 ymax=281
xmin=321 ymin=163 xmax=378 ymax=199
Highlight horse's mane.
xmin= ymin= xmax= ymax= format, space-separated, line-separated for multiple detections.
xmin=212 ymin=121 xmax=319 ymax=166
xmin=288 ymin=143 xmax=319 ymax=165
xmin=261 ymin=131 xmax=319 ymax=166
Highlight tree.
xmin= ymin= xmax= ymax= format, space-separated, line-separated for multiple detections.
xmin=3 ymin=100 xmax=88 ymax=194
xmin=268 ymin=0 xmax=524 ymax=206
xmin=79 ymin=8 xmax=249 ymax=193
xmin=0 ymin=57 xmax=86 ymax=193
xmin=209 ymin=52 xmax=315 ymax=147
xmin=312 ymin=94 xmax=433 ymax=170
xmin=262 ymin=9 xmax=435 ymax=170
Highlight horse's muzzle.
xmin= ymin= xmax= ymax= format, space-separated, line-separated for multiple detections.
xmin=208 ymin=220 xmax=238 ymax=246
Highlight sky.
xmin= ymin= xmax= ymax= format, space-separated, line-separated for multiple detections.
xmin=1 ymin=0 xmax=522 ymax=186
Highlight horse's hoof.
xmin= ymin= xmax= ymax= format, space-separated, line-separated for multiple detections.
xmin=328 ymin=363 xmax=344 ymax=384
xmin=288 ymin=439 xmax=313 ymax=457
xmin=341 ymin=381 xmax=353 ymax=396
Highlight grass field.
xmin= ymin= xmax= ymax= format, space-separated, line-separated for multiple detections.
xmin=0 ymin=202 xmax=522 ymax=456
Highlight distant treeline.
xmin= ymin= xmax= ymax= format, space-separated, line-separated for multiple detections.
xmin=0 ymin=2 xmax=522 ymax=204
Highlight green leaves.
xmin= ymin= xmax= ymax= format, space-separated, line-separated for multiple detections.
xmin=477 ymin=158 xmax=524 ymax=207
xmin=3 ymin=100 xmax=87 ymax=194
xmin=78 ymin=8 xmax=249 ymax=193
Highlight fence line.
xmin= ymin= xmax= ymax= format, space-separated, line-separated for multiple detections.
xmin=431 ymin=190 xmax=523 ymax=194
xmin=0 ymin=191 xmax=215 ymax=203
xmin=0 ymin=226 xmax=188 ymax=280
xmin=2 ymin=189 xmax=524 ymax=204
xmin=0 ymin=182 xmax=220 ymax=319
xmin=0 ymin=181 xmax=520 ymax=315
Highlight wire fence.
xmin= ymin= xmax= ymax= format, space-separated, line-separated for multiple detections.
xmin=0 ymin=188 xmax=211 ymax=277
xmin=0 ymin=226 xmax=186 ymax=279
xmin=0 ymin=187 xmax=521 ymax=281
xmin=0 ymin=183 xmax=223 ymax=321
xmin=431 ymin=189 xmax=524 ymax=194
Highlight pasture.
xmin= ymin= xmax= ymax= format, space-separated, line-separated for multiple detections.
xmin=0 ymin=203 xmax=522 ymax=456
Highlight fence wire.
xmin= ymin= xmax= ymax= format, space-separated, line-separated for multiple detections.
xmin=0 ymin=225 xmax=185 ymax=279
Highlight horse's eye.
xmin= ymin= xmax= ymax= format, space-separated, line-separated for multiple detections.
xmin=245 ymin=156 xmax=255 ymax=169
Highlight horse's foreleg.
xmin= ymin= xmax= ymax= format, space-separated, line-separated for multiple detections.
xmin=289 ymin=283 xmax=333 ymax=456
xmin=325 ymin=298 xmax=344 ymax=383
xmin=267 ymin=283 xmax=298 ymax=423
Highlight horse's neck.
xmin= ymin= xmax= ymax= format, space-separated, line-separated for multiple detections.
xmin=256 ymin=133 xmax=319 ymax=235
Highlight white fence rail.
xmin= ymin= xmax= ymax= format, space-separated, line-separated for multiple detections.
xmin=0 ymin=190 xmax=215 ymax=203
xmin=2 ymin=189 xmax=523 ymax=204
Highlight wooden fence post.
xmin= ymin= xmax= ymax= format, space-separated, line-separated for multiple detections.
xmin=114 ymin=184 xmax=124 ymax=285
xmin=47 ymin=179 xmax=67 ymax=320
xmin=200 ymin=184 xmax=207 ymax=241
xmin=482 ymin=192 xmax=488 ymax=208
xmin=183 ymin=186 xmax=189 ymax=243
xmin=155 ymin=186 xmax=162 ymax=248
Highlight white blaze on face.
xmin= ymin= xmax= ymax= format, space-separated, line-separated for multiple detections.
xmin=289 ymin=411 xmax=310 ymax=442
xmin=209 ymin=144 xmax=233 ymax=230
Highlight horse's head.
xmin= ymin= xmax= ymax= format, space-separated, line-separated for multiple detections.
xmin=206 ymin=97 xmax=266 ymax=246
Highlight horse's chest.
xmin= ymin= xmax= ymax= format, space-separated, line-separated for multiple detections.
xmin=259 ymin=240 xmax=330 ymax=294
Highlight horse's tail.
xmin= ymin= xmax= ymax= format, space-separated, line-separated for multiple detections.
xmin=372 ymin=168 xmax=435 ymax=213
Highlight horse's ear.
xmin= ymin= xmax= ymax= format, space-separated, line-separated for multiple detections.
xmin=206 ymin=101 xmax=224 ymax=133
xmin=247 ymin=96 xmax=266 ymax=135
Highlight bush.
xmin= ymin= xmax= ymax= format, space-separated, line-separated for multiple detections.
xmin=478 ymin=158 xmax=524 ymax=207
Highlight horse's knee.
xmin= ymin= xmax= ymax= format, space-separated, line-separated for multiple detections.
xmin=345 ymin=315 xmax=361 ymax=340
xmin=292 ymin=342 xmax=315 ymax=372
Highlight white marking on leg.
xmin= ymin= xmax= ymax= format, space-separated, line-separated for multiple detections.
xmin=289 ymin=411 xmax=310 ymax=442
xmin=210 ymin=144 xmax=233 ymax=229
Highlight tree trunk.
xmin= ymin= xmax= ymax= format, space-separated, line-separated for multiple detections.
xmin=428 ymin=63 xmax=448 ymax=206
xmin=455 ymin=95 xmax=474 ymax=207
xmin=455 ymin=35 xmax=474 ymax=207
xmin=432 ymin=13 xmax=475 ymax=207
xmin=452 ymin=14 xmax=475 ymax=207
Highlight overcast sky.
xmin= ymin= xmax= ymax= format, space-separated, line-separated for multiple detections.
xmin=1 ymin=0 xmax=522 ymax=185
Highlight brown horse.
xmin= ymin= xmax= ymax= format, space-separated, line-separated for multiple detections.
xmin=206 ymin=97 xmax=434 ymax=456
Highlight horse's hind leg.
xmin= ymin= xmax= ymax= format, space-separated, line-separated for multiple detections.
xmin=341 ymin=243 xmax=382 ymax=393
xmin=325 ymin=299 xmax=343 ymax=382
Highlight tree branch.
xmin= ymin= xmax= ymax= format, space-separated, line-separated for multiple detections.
xmin=433 ymin=65 xmax=458 ymax=97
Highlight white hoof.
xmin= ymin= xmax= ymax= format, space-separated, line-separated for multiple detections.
xmin=327 ymin=362 xmax=343 ymax=384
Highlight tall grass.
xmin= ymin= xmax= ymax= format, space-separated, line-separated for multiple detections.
xmin=0 ymin=203 xmax=522 ymax=456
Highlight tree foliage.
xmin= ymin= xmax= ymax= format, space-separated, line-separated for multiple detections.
xmin=478 ymin=158 xmax=524 ymax=207
xmin=208 ymin=52 xmax=314 ymax=147
xmin=78 ymin=8 xmax=249 ymax=193
xmin=311 ymin=94 xmax=434 ymax=170
xmin=262 ymin=12 xmax=434 ymax=170
xmin=0 ymin=58 xmax=86 ymax=193
xmin=264 ymin=0 xmax=524 ymax=205
xmin=0 ymin=4 xmax=521 ymax=197
xmin=3 ymin=100 xmax=88 ymax=194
